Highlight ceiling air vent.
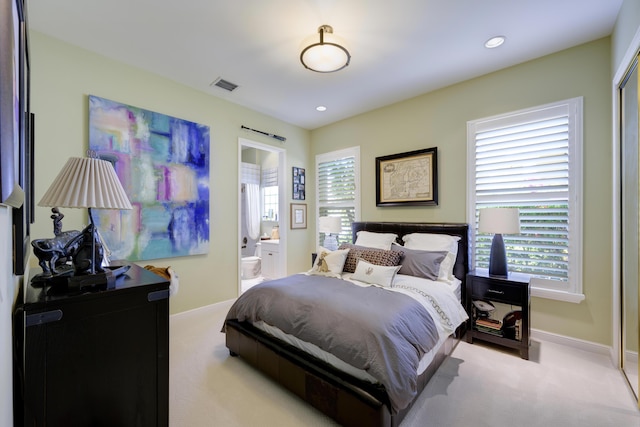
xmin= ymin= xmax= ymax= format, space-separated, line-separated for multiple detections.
xmin=211 ymin=77 xmax=239 ymax=92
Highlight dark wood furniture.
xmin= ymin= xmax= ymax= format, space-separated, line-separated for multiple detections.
xmin=465 ymin=269 xmax=530 ymax=359
xmin=225 ymin=222 xmax=469 ymax=427
xmin=13 ymin=262 xmax=170 ymax=427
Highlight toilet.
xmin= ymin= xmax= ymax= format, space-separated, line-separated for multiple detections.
xmin=241 ymin=243 xmax=261 ymax=279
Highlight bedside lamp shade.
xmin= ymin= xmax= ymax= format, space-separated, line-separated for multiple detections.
xmin=39 ymin=157 xmax=132 ymax=210
xmin=479 ymin=208 xmax=520 ymax=277
xmin=319 ymin=216 xmax=341 ymax=250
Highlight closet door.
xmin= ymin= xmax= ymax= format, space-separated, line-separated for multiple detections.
xmin=621 ymin=56 xmax=639 ymax=401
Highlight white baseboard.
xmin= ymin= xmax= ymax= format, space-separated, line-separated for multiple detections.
xmin=170 ymin=299 xmax=235 ymax=319
xmin=531 ymin=328 xmax=615 ymax=365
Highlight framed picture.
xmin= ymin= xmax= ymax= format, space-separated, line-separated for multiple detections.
xmin=375 ymin=147 xmax=438 ymax=207
xmin=290 ymin=203 xmax=307 ymax=229
xmin=1 ymin=0 xmax=31 ymax=274
xmin=292 ymin=166 xmax=305 ymax=200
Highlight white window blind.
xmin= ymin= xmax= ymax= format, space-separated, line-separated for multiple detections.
xmin=467 ymin=98 xmax=584 ymax=302
xmin=262 ymin=168 xmax=278 ymax=221
xmin=316 ymin=147 xmax=360 ymax=247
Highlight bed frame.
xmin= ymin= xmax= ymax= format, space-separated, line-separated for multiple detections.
xmin=225 ymin=222 xmax=469 ymax=427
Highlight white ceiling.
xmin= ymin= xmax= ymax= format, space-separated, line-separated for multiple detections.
xmin=28 ymin=0 xmax=623 ymax=130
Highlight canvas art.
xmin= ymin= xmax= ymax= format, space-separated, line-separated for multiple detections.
xmin=89 ymin=95 xmax=210 ymax=261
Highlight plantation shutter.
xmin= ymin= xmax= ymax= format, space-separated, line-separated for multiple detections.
xmin=469 ymin=98 xmax=583 ymax=297
xmin=316 ymin=147 xmax=360 ymax=245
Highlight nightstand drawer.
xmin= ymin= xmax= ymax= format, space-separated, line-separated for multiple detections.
xmin=471 ymin=279 xmax=523 ymax=303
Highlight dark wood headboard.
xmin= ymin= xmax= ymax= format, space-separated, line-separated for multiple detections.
xmin=351 ymin=221 xmax=470 ymax=283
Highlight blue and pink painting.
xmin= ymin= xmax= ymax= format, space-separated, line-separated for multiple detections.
xmin=89 ymin=95 xmax=210 ymax=261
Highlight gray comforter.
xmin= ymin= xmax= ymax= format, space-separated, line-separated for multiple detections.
xmin=223 ymin=274 xmax=440 ymax=412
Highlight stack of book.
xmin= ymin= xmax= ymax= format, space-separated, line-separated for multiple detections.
xmin=475 ymin=317 xmax=503 ymax=337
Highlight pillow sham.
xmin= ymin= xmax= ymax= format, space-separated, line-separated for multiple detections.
xmin=391 ymin=245 xmax=447 ymax=281
xmin=402 ymin=233 xmax=460 ymax=253
xmin=351 ymin=259 xmax=401 ymax=288
xmin=354 ymin=231 xmax=399 ymax=250
xmin=402 ymin=233 xmax=461 ymax=281
xmin=338 ymin=243 xmax=403 ymax=273
xmin=308 ymin=247 xmax=350 ymax=278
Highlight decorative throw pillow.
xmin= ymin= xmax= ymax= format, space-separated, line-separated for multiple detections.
xmin=402 ymin=233 xmax=461 ymax=281
xmin=391 ymin=246 xmax=447 ymax=281
xmin=351 ymin=259 xmax=401 ymax=287
xmin=308 ymin=247 xmax=350 ymax=278
xmin=354 ymin=231 xmax=399 ymax=250
xmin=338 ymin=243 xmax=403 ymax=273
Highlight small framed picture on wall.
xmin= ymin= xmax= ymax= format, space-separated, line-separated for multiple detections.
xmin=292 ymin=166 xmax=305 ymax=200
xmin=290 ymin=203 xmax=307 ymax=229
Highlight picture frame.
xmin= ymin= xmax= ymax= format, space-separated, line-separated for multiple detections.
xmin=375 ymin=147 xmax=438 ymax=207
xmin=290 ymin=203 xmax=307 ymax=229
xmin=1 ymin=0 xmax=31 ymax=274
xmin=292 ymin=166 xmax=305 ymax=200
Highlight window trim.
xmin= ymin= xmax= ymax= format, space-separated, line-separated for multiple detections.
xmin=467 ymin=97 xmax=584 ymax=303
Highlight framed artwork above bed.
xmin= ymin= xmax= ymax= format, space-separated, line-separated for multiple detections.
xmin=375 ymin=147 xmax=438 ymax=207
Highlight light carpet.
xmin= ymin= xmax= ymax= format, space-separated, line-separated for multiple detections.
xmin=170 ymin=300 xmax=640 ymax=427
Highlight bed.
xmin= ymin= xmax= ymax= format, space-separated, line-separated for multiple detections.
xmin=223 ymin=221 xmax=469 ymax=427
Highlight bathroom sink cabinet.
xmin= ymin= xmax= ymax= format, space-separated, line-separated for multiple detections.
xmin=261 ymin=240 xmax=281 ymax=280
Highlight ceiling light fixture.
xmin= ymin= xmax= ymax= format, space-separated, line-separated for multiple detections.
xmin=300 ymin=25 xmax=350 ymax=73
xmin=316 ymin=105 xmax=327 ymax=112
xmin=485 ymin=36 xmax=506 ymax=49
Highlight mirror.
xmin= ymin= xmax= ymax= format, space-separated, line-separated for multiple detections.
xmin=621 ymin=55 xmax=639 ymax=400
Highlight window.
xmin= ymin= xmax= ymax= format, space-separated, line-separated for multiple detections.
xmin=467 ymin=98 xmax=584 ymax=303
xmin=262 ymin=167 xmax=278 ymax=221
xmin=315 ymin=147 xmax=360 ymax=248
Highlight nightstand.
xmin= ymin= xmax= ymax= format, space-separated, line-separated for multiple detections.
xmin=466 ymin=270 xmax=530 ymax=359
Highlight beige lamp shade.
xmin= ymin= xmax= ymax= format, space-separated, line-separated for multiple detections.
xmin=319 ymin=216 xmax=342 ymax=234
xmin=38 ymin=157 xmax=132 ymax=210
xmin=478 ymin=208 xmax=520 ymax=235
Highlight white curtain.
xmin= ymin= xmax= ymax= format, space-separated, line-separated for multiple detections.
xmin=245 ymin=183 xmax=261 ymax=240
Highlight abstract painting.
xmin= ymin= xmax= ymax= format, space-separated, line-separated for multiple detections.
xmin=89 ymin=95 xmax=210 ymax=261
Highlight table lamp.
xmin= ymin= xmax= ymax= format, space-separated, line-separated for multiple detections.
xmin=478 ymin=207 xmax=520 ymax=277
xmin=38 ymin=155 xmax=132 ymax=286
xmin=319 ymin=216 xmax=342 ymax=251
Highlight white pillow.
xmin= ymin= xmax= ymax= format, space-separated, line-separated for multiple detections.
xmin=354 ymin=231 xmax=398 ymax=250
xmin=402 ymin=233 xmax=461 ymax=281
xmin=308 ymin=247 xmax=350 ymax=278
xmin=351 ymin=259 xmax=401 ymax=287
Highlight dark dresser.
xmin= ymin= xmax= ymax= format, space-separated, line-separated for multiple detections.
xmin=13 ymin=262 xmax=170 ymax=427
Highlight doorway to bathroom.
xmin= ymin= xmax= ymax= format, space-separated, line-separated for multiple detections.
xmin=238 ymin=138 xmax=286 ymax=294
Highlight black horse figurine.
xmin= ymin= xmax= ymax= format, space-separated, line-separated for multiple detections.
xmin=64 ymin=223 xmax=105 ymax=276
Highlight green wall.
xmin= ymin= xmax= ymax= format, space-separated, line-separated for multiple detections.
xmin=27 ymin=26 xmax=636 ymax=346
xmin=29 ymin=32 xmax=313 ymax=314
xmin=311 ymin=38 xmax=613 ymax=345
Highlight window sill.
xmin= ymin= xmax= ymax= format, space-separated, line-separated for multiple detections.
xmin=531 ymin=286 xmax=585 ymax=303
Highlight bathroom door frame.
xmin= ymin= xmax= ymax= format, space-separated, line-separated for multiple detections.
xmin=237 ymin=137 xmax=287 ymax=295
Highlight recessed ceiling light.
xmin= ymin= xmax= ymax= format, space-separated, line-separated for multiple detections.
xmin=316 ymin=105 xmax=327 ymax=112
xmin=485 ymin=36 xmax=506 ymax=49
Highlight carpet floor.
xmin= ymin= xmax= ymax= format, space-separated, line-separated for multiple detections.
xmin=169 ymin=300 xmax=640 ymax=427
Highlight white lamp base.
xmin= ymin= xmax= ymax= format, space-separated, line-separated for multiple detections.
xmin=324 ymin=234 xmax=339 ymax=251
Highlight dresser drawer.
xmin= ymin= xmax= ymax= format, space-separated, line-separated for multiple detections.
xmin=471 ymin=278 xmax=524 ymax=304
